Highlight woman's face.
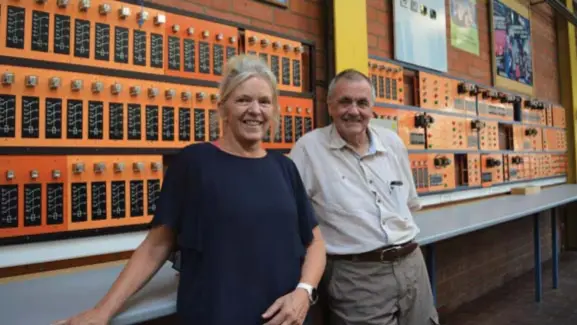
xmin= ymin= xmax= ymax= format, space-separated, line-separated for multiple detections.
xmin=221 ymin=76 xmax=274 ymax=143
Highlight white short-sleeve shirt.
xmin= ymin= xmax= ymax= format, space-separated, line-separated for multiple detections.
xmin=289 ymin=124 xmax=421 ymax=255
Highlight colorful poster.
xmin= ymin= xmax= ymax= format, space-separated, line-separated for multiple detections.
xmin=450 ymin=0 xmax=479 ymax=55
xmin=492 ymin=0 xmax=533 ymax=88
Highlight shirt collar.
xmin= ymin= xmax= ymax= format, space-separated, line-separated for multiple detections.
xmin=328 ymin=124 xmax=387 ymax=155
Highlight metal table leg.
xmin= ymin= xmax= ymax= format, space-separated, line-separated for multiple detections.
xmin=534 ymin=214 xmax=542 ymax=302
xmin=552 ymin=208 xmax=559 ymax=289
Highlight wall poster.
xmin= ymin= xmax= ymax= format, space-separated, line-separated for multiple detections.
xmin=450 ymin=0 xmax=479 ymax=55
xmin=490 ymin=0 xmax=533 ymax=95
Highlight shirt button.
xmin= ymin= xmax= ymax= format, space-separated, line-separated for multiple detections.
xmin=377 ymin=199 xmax=382 ymax=204
xmin=369 ymin=179 xmax=373 ymax=184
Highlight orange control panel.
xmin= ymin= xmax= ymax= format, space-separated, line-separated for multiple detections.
xmin=542 ymin=128 xmax=567 ymax=152
xmin=477 ymin=89 xmax=514 ymax=121
xmin=504 ymin=154 xmax=531 ymax=182
xmin=0 ymin=64 xmax=229 ymax=149
xmin=417 ymin=72 xmax=452 ymax=112
xmin=451 ymin=81 xmax=477 ymax=116
xmin=549 ymin=153 xmax=567 ymax=177
xmin=398 ymin=110 xmax=426 ymax=150
xmin=245 ymin=30 xmax=304 ymax=93
xmin=270 ymin=96 xmax=314 ymax=150
xmin=477 ymin=120 xmax=498 ymax=151
xmin=465 ymin=153 xmax=482 ymax=187
xmin=409 ymin=153 xmax=456 ymax=193
xmin=0 ymin=155 xmax=163 ymax=239
xmin=163 ymin=14 xmax=238 ymax=82
xmin=522 ymin=99 xmax=547 ymax=126
xmin=480 ymin=153 xmax=503 ymax=187
xmin=551 ymin=105 xmax=566 ymax=128
xmin=424 ymin=113 xmax=477 ymax=150
xmin=368 ymin=59 xmax=404 ymax=105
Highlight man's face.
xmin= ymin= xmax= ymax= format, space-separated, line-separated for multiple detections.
xmin=328 ymin=78 xmax=374 ymax=140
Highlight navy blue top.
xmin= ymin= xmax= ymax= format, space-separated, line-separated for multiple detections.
xmin=150 ymin=142 xmax=318 ymax=325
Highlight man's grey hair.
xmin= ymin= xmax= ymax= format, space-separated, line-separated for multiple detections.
xmin=326 ymin=69 xmax=377 ymax=105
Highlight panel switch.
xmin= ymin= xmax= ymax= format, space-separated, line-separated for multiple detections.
xmin=98 ymin=4 xmax=111 ymax=15
xmin=181 ymin=91 xmax=192 ymax=101
xmin=111 ymin=82 xmax=122 ymax=95
xmin=71 ymin=80 xmax=83 ymax=91
xmin=154 ymin=14 xmax=166 ymax=25
xmin=57 ymin=0 xmax=69 ymax=7
xmin=94 ymin=162 xmax=106 ymax=173
xmin=119 ymin=7 xmax=131 ymax=18
xmin=25 ymin=75 xmax=38 ymax=88
xmin=151 ymin=162 xmax=163 ymax=172
xmin=79 ymin=0 xmax=90 ymax=11
xmin=5 ymin=170 xmax=15 ymax=181
xmin=73 ymin=163 xmax=85 ymax=174
xmin=30 ymin=169 xmax=39 ymax=180
xmin=165 ymin=89 xmax=176 ymax=99
xmin=49 ymin=77 xmax=61 ymax=89
xmin=1 ymin=72 xmax=15 ymax=85
xmin=114 ymin=162 xmax=125 ymax=173
xmin=148 ymin=87 xmax=159 ymax=98
xmin=133 ymin=162 xmax=144 ymax=172
xmin=92 ymin=81 xmax=104 ymax=93
xmin=130 ymin=86 xmax=141 ymax=97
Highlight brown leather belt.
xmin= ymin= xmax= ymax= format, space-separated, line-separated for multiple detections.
xmin=327 ymin=241 xmax=419 ymax=262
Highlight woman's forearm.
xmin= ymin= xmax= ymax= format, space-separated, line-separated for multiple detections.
xmin=299 ymin=227 xmax=326 ymax=287
xmin=94 ymin=227 xmax=175 ymax=318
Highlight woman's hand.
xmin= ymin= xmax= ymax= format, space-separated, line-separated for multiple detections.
xmin=51 ymin=307 xmax=111 ymax=325
xmin=262 ymin=289 xmax=310 ymax=325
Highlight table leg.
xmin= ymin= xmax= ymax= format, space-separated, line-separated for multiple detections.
xmin=552 ymin=208 xmax=559 ymax=289
xmin=425 ymin=244 xmax=437 ymax=306
xmin=534 ymin=214 xmax=542 ymax=303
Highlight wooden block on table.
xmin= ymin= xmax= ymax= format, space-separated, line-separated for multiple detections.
xmin=510 ymin=186 xmax=541 ymax=195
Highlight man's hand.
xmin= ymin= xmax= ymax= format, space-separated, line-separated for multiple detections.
xmin=262 ymin=289 xmax=310 ymax=325
xmin=51 ymin=307 xmax=111 ymax=325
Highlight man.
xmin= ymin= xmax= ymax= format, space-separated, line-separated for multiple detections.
xmin=289 ymin=69 xmax=439 ymax=325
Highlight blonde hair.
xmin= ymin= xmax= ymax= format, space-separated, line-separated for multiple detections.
xmin=217 ymin=54 xmax=281 ymax=134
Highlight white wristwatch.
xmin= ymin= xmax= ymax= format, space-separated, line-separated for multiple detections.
xmin=296 ymin=282 xmax=318 ymax=305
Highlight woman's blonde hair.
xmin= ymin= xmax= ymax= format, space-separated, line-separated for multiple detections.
xmin=217 ymin=54 xmax=281 ymax=134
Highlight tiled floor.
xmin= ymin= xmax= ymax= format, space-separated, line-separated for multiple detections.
xmin=441 ymin=251 xmax=577 ymax=325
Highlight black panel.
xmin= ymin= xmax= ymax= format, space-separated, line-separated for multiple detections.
xmin=274 ymin=122 xmax=282 ymax=143
xmin=199 ymin=41 xmax=210 ymax=74
xmin=145 ymin=105 xmax=159 ymax=141
xmin=109 ymin=102 xmax=124 ymax=140
xmin=183 ymin=39 xmax=196 ymax=72
xmin=292 ymin=59 xmax=301 ymax=87
xmin=130 ymin=180 xmax=144 ymax=217
xmin=46 ymin=183 xmax=64 ymax=225
xmin=194 ymin=108 xmax=206 ymax=142
xmin=178 ymin=107 xmax=191 ymax=141
xmin=0 ymin=95 xmax=16 ymax=138
xmin=88 ymin=101 xmax=104 ymax=140
xmin=378 ymin=76 xmax=385 ymax=98
xmin=21 ymin=96 xmax=40 ymax=138
xmin=226 ymin=46 xmax=236 ymax=60
xmin=150 ymin=33 xmax=164 ymax=68
xmin=111 ymin=181 xmax=126 ymax=219
xmin=71 ymin=183 xmax=88 ymax=222
xmin=91 ymin=182 xmax=107 ymax=220
xmin=94 ymin=23 xmax=110 ymax=61
xmin=74 ymin=19 xmax=91 ymax=58
xmin=6 ymin=6 xmax=25 ymax=49
xmin=0 ymin=185 xmax=18 ymax=228
xmin=391 ymin=79 xmax=398 ymax=101
xmin=213 ymin=43 xmax=224 ymax=76
xmin=208 ymin=110 xmax=219 ymax=141
xmin=67 ymin=99 xmax=83 ymax=139
xmin=114 ymin=26 xmax=129 ymax=63
xmin=45 ymin=98 xmax=62 ymax=139
xmin=54 ymin=14 xmax=71 ymax=55
xmin=31 ymin=10 xmax=49 ymax=52
xmin=24 ymin=184 xmax=42 ymax=227
xmin=282 ymin=57 xmax=290 ymax=85
xmin=133 ymin=30 xmax=147 ymax=66
xmin=168 ymin=36 xmax=181 ymax=71
xmin=295 ymin=116 xmax=303 ymax=141
xmin=284 ymin=115 xmax=293 ymax=142
xmin=271 ymin=55 xmax=280 ymax=83
xmin=127 ymin=104 xmax=142 ymax=140
xmin=385 ymin=78 xmax=391 ymax=99
xmin=162 ymin=106 xmax=175 ymax=141
xmin=304 ymin=117 xmax=312 ymax=133
xmin=147 ymin=179 xmax=161 ymax=215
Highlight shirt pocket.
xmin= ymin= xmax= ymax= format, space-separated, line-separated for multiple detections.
xmin=311 ymin=176 xmax=369 ymax=217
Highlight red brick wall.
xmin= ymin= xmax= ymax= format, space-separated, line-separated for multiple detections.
xmin=367 ymin=0 xmax=560 ymax=103
xmin=367 ymin=0 xmax=562 ymax=314
xmin=149 ymin=0 xmax=328 ymax=124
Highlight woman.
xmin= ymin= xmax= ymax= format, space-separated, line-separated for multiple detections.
xmin=53 ymin=54 xmax=326 ymax=325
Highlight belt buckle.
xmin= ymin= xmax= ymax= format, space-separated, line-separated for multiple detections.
xmin=380 ymin=245 xmax=401 ymax=261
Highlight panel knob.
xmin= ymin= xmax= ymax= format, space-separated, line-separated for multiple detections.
xmin=5 ymin=170 xmax=15 ymax=181
xmin=113 ymin=162 xmax=125 ymax=173
xmin=119 ymin=7 xmax=131 ymax=18
xmin=111 ymin=82 xmax=122 ymax=95
xmin=148 ymin=87 xmax=159 ymax=98
xmin=151 ymin=162 xmax=163 ymax=172
xmin=181 ymin=91 xmax=192 ymax=101
xmin=154 ymin=14 xmax=166 ymax=25
xmin=137 ymin=11 xmax=149 ymax=21
xmin=52 ymin=169 xmax=61 ymax=179
xmin=202 ymin=30 xmax=210 ymax=38
xmin=79 ymin=0 xmax=90 ymax=11
xmin=272 ymin=41 xmax=281 ymax=49
xmin=294 ymin=46 xmax=304 ymax=54
xmin=71 ymin=79 xmax=83 ymax=91
xmin=260 ymin=39 xmax=270 ymax=47
xmin=91 ymin=81 xmax=104 ymax=93
xmin=216 ymin=33 xmax=224 ymax=41
xmin=283 ymin=44 xmax=293 ymax=52
xmin=165 ymin=89 xmax=176 ymax=99
xmin=196 ymin=92 xmax=206 ymax=101
xmin=56 ymin=0 xmax=69 ymax=8
xmin=229 ymin=36 xmax=237 ymax=44
xmin=25 ymin=75 xmax=38 ymax=88
xmin=172 ymin=24 xmax=180 ymax=33
xmin=98 ymin=4 xmax=111 ymax=15
xmin=248 ymin=36 xmax=258 ymax=45
xmin=187 ymin=27 xmax=195 ymax=35
xmin=35 ymin=0 xmax=48 ymax=4
xmin=49 ymin=77 xmax=61 ymax=89
xmin=130 ymin=86 xmax=141 ymax=97
xmin=93 ymin=162 xmax=106 ymax=173
xmin=73 ymin=163 xmax=85 ymax=174
xmin=1 ymin=72 xmax=15 ymax=85
xmin=296 ymin=107 xmax=302 ymax=114
xmin=133 ymin=162 xmax=144 ymax=172
xmin=210 ymin=94 xmax=220 ymax=102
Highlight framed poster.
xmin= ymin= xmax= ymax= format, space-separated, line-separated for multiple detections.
xmin=257 ymin=0 xmax=288 ymax=8
xmin=450 ymin=0 xmax=480 ymax=55
xmin=490 ymin=0 xmax=533 ymax=95
xmin=393 ymin=0 xmax=448 ymax=72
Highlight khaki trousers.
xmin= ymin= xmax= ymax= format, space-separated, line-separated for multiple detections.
xmin=321 ymin=247 xmax=439 ymax=325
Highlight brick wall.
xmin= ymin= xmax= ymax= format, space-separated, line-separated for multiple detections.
xmin=367 ymin=0 xmax=562 ymax=314
xmin=149 ymin=0 xmax=329 ymax=124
